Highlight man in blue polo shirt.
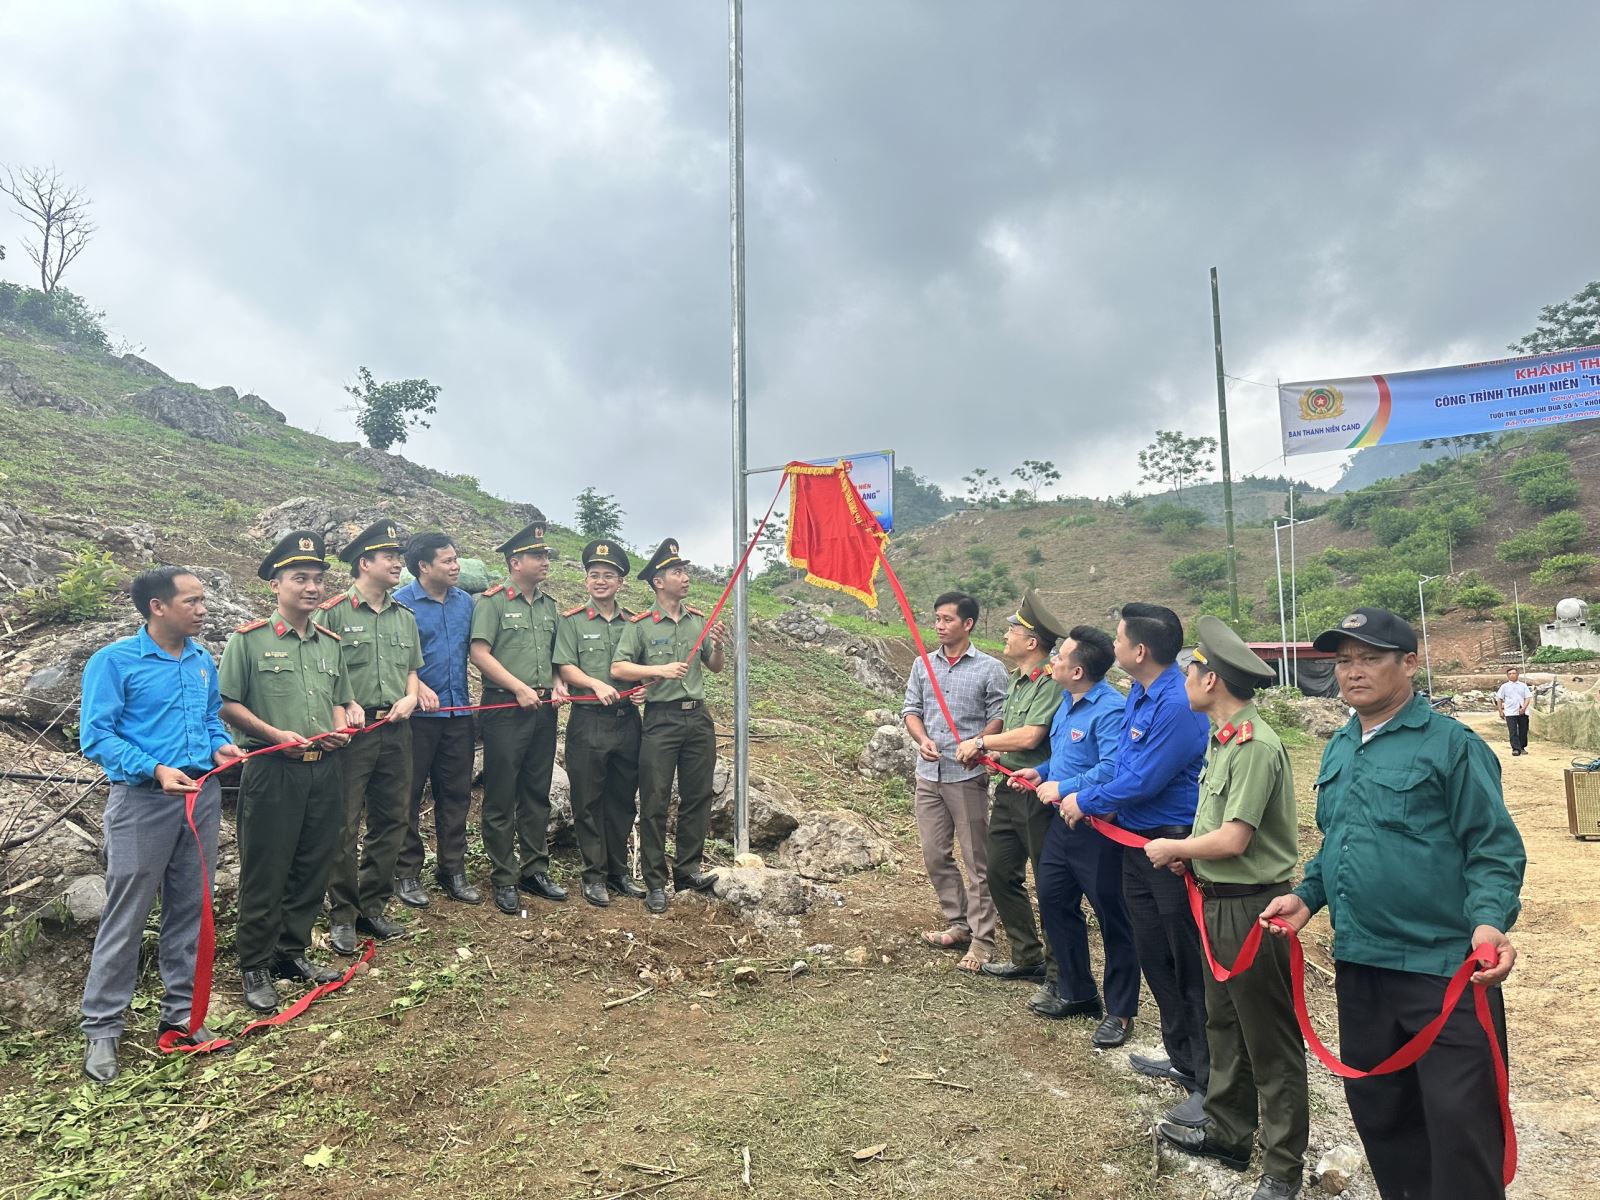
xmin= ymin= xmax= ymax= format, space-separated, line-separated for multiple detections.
xmin=78 ymin=567 xmax=245 ymax=1082
xmin=1060 ymin=602 xmax=1210 ymax=1124
xmin=393 ymin=532 xmax=481 ymax=905
xmin=1013 ymin=624 xmax=1139 ymax=1048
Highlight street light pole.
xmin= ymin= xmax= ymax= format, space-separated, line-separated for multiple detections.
xmin=1418 ymin=574 xmax=1439 ymax=699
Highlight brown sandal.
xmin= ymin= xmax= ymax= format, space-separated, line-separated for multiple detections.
xmin=921 ymin=929 xmax=971 ymax=952
xmin=956 ymin=950 xmax=989 ymax=973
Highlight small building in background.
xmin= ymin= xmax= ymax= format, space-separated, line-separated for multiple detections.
xmin=1542 ymin=597 xmax=1600 ymax=654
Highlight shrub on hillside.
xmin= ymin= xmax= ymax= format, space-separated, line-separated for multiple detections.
xmin=1368 ymin=507 xmax=1420 ymax=547
xmin=1321 ymin=546 xmax=1389 ymax=576
xmin=1138 ymin=502 xmax=1205 ymax=539
xmin=1496 ymin=530 xmax=1544 ymax=564
xmin=1529 ymin=645 xmax=1600 ymax=665
xmin=1518 ymin=470 xmax=1581 ymax=511
xmin=0 ymin=283 xmax=111 ymax=351
xmin=18 ymin=546 xmax=120 ymax=623
xmin=1171 ymin=551 xmax=1229 ymax=594
xmin=1455 ymin=582 xmax=1505 ymax=618
xmin=1532 ymin=552 xmax=1598 ymax=585
xmin=1494 ymin=603 xmax=1542 ymax=653
xmin=1389 ymin=530 xmax=1450 ymax=575
xmin=1530 ymin=510 xmax=1587 ymax=554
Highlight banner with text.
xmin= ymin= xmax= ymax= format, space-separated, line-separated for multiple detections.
xmin=1278 ymin=344 xmax=1600 ymax=457
xmin=804 ymin=449 xmax=895 ymax=531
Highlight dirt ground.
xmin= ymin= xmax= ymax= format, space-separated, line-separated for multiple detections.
xmin=1 ymin=713 xmax=1594 ymax=1200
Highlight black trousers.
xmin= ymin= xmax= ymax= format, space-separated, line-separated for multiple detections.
xmin=1037 ymin=816 xmax=1140 ymax=1015
xmin=1503 ymin=714 xmax=1528 ymax=754
xmin=1121 ymin=843 xmax=1210 ymax=1089
xmin=398 ymin=715 xmax=475 ymax=877
xmin=479 ymin=700 xmax=559 ymax=888
xmin=985 ymin=784 xmax=1057 ymax=978
xmin=638 ymin=704 xmax=716 ymax=890
xmin=1336 ymin=961 xmax=1509 ymax=1200
xmin=564 ymin=704 xmax=641 ymax=885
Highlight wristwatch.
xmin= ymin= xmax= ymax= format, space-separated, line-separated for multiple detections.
xmin=975 ymin=736 xmax=986 ymax=752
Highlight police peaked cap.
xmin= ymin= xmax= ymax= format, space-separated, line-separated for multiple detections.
xmin=338 ymin=518 xmax=403 ymax=565
xmin=1007 ymin=588 xmax=1069 ymax=643
xmin=581 ymin=540 xmax=631 ymax=575
xmin=496 ymin=521 xmax=549 ymax=557
xmin=639 ymin=538 xmax=688 ymax=581
xmin=259 ymin=529 xmax=329 ymax=580
xmin=1185 ymin=615 xmax=1278 ymax=689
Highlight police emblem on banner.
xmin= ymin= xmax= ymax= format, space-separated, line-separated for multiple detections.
xmin=1298 ymin=386 xmax=1345 ymax=421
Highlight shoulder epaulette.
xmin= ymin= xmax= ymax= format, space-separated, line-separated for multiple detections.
xmin=318 ymin=595 xmax=343 ymax=610
xmin=313 ymin=623 xmax=341 ymax=641
xmin=562 ymin=603 xmax=587 ymax=617
xmin=629 ymin=611 xmax=653 ymax=623
xmin=235 ymin=618 xmax=268 ymax=633
xmin=483 ymin=584 xmax=506 ymax=597
xmin=686 ymin=605 xmax=706 ymax=618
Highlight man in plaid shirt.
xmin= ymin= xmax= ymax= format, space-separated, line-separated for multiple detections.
xmin=903 ymin=591 xmax=1009 ymax=972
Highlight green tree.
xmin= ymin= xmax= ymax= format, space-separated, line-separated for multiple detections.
xmin=1137 ymin=429 xmax=1217 ymax=498
xmin=1518 ymin=470 xmax=1580 ymax=511
xmin=1170 ymin=550 xmax=1229 ymax=595
xmin=961 ymin=467 xmax=1006 ymax=509
xmin=1532 ymin=510 xmax=1587 ymax=554
xmin=1495 ymin=603 xmax=1541 ymax=653
xmin=1010 ymin=459 xmax=1061 ymax=505
xmin=1455 ymin=582 xmax=1505 ymax=619
xmin=344 ymin=366 xmax=440 ymax=451
xmin=1510 ymin=280 xmax=1600 ymax=355
xmin=1532 ymin=553 xmax=1598 ymax=586
xmin=574 ymin=487 xmax=625 ymax=539
xmin=892 ymin=466 xmax=956 ymax=532
xmin=1138 ymin=501 xmax=1205 ymax=540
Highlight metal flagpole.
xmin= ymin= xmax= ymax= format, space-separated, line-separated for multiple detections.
xmin=1288 ymin=484 xmax=1299 ymax=689
xmin=1210 ymin=268 xmax=1240 ymax=623
xmin=1274 ymin=521 xmax=1289 ymax=687
xmin=728 ymin=0 xmax=750 ymax=856
xmin=1513 ymin=579 xmax=1526 ymax=670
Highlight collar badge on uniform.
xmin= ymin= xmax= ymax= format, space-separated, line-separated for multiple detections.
xmin=273 ymin=619 xmax=287 ymax=636
xmin=1217 ymin=723 xmax=1236 ymax=744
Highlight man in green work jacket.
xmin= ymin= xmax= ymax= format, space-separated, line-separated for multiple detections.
xmin=219 ymin=530 xmax=357 ymax=1013
xmin=955 ymin=589 xmax=1063 ymax=997
xmin=318 ymin=519 xmax=423 ymax=954
xmin=555 ymin=539 xmax=643 ymax=908
xmin=1261 ymin=607 xmax=1525 ymax=1200
xmin=471 ymin=519 xmax=567 ymax=915
xmin=611 ymin=538 xmax=727 ymax=914
xmin=1145 ymin=617 xmax=1307 ymax=1200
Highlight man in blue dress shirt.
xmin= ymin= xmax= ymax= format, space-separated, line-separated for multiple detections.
xmin=78 ymin=567 xmax=245 ymax=1082
xmin=393 ymin=532 xmax=481 ymax=905
xmin=1012 ymin=625 xmax=1140 ymax=1047
xmin=1059 ymin=602 xmax=1210 ymax=1125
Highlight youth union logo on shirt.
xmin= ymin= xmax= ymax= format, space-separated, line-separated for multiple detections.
xmin=1129 ymin=727 xmax=1145 ymax=741
xmin=1069 ymin=727 xmax=1085 ymax=742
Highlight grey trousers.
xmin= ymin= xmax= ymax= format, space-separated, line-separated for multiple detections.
xmin=80 ymin=779 xmax=220 ymax=1039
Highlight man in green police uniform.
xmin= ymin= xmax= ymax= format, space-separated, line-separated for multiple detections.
xmin=219 ymin=531 xmax=357 ymax=1013
xmin=318 ymin=519 xmax=423 ymax=954
xmin=1143 ymin=616 xmax=1307 ymax=1199
xmin=611 ymin=538 xmax=727 ymax=914
xmin=555 ymin=540 xmax=645 ymax=908
xmin=471 ymin=519 xmax=568 ymax=915
xmin=956 ymin=589 xmax=1063 ymax=1000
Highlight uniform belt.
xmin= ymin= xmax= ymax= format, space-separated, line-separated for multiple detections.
xmin=370 ymin=706 xmax=392 ymax=721
xmin=1125 ymin=824 xmax=1193 ymax=840
xmin=1195 ymin=880 xmax=1282 ymax=899
xmin=574 ymin=702 xmax=637 ymax=717
xmin=484 ymin=687 xmax=552 ymax=701
xmin=646 ymin=699 xmax=702 ymax=712
xmin=297 ymin=748 xmax=330 ymax=762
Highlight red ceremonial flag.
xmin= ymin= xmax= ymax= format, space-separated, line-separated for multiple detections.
xmin=784 ymin=462 xmax=886 ymax=607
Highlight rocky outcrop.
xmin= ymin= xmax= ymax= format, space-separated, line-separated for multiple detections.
xmin=117 ymin=353 xmax=172 ymax=381
xmin=127 ymin=384 xmax=245 ymax=447
xmin=711 ymin=865 xmax=844 ymax=927
xmin=762 ymin=603 xmax=913 ymax=699
xmin=775 ymin=809 xmax=896 ymax=880
xmin=858 ymin=721 xmax=917 ymax=781
xmin=235 ymin=391 xmax=286 ymax=423
xmin=1 ymin=357 xmax=99 ymax=416
xmin=0 ymin=615 xmax=140 ymax=721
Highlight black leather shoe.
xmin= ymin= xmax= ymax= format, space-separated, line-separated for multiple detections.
xmin=1129 ymin=1053 xmax=1199 ymax=1090
xmin=329 ymin=922 xmax=358 ymax=956
xmin=607 ymin=875 xmax=647 ymax=899
xmin=1156 ymin=1121 xmax=1250 ymax=1171
xmin=1028 ymin=980 xmax=1057 ymax=1007
xmin=437 ymin=871 xmax=483 ymax=904
xmin=494 ymin=885 xmax=519 ymax=914
xmin=1029 ymin=993 xmax=1104 ymax=1020
xmin=242 ymin=968 xmax=281 ymax=1012
xmin=1164 ymin=1089 xmax=1208 ymax=1128
xmin=356 ymin=913 xmax=407 ymax=940
xmin=581 ymin=880 xmax=610 ymax=908
xmin=674 ymin=871 xmax=717 ymax=893
xmin=83 ymin=1037 xmax=119 ymax=1082
xmin=977 ymin=959 xmax=1047 ymax=981
xmin=395 ymin=876 xmax=431 ymax=908
xmin=1252 ymin=1176 xmax=1300 ymax=1200
xmin=272 ymin=955 xmax=342 ymax=985
xmin=518 ymin=872 xmax=567 ymax=902
xmin=1092 ymin=1015 xmax=1134 ymax=1049
xmin=644 ymin=887 xmax=668 ymax=914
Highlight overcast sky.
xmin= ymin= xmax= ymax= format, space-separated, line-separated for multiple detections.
xmin=3 ymin=1 xmax=1597 ymax=561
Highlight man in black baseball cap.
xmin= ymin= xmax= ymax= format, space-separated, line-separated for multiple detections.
xmin=1262 ymin=606 xmax=1524 ymax=1199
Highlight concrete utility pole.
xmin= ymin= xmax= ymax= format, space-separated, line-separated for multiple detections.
xmin=728 ymin=0 xmax=750 ymax=855
xmin=1210 ymin=268 xmax=1240 ymax=623
xmin=1418 ymin=574 xmax=1439 ymax=699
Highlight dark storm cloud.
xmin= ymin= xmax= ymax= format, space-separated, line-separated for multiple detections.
xmin=2 ymin=1 xmax=1596 ymax=554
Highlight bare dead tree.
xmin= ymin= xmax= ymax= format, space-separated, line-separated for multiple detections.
xmin=0 ymin=165 xmax=96 ymax=294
